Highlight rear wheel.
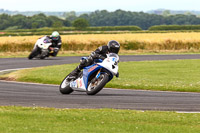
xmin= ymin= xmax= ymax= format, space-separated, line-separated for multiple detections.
xmin=28 ymin=46 xmax=40 ymax=59
xmin=86 ymin=73 xmax=109 ymax=95
xmin=59 ymin=76 xmax=74 ymax=94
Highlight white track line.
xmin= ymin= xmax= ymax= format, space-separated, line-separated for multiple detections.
xmin=105 ymin=88 xmax=200 ymax=94
xmin=0 ymin=80 xmax=59 ymax=87
xmin=0 ymin=68 xmax=31 ymax=72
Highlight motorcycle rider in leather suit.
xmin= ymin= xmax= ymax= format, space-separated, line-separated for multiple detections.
xmin=47 ymin=31 xmax=62 ymax=57
xmin=68 ymin=40 xmax=120 ymax=79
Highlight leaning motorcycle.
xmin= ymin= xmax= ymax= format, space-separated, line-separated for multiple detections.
xmin=28 ymin=36 xmax=55 ymax=59
xmin=59 ymin=53 xmax=119 ymax=95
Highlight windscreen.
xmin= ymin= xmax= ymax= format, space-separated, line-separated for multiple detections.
xmin=43 ymin=37 xmax=51 ymax=43
xmin=108 ymin=53 xmax=119 ymax=62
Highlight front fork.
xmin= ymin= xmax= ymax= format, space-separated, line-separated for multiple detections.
xmin=91 ymin=69 xmax=102 ymax=84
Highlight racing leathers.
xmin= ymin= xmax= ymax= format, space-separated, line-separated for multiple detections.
xmin=47 ymin=36 xmax=62 ymax=57
xmin=68 ymin=45 xmax=109 ymax=79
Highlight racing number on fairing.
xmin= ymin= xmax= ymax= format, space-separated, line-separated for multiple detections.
xmin=112 ymin=57 xmax=117 ymax=62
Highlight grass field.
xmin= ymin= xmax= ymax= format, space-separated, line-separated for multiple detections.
xmin=1 ymin=59 xmax=200 ymax=92
xmin=0 ymin=106 xmax=200 ymax=133
xmin=1 ymin=33 xmax=200 ymax=53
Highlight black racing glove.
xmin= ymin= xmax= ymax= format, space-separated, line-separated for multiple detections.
xmin=90 ymin=52 xmax=98 ymax=59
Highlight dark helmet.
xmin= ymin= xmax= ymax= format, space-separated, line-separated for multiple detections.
xmin=51 ymin=31 xmax=60 ymax=41
xmin=107 ymin=40 xmax=120 ymax=54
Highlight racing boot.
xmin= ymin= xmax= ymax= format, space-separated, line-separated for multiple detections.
xmin=68 ymin=67 xmax=81 ymax=80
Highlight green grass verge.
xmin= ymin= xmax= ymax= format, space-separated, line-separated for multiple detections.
xmin=1 ymin=59 xmax=200 ymax=92
xmin=0 ymin=106 xmax=200 ymax=133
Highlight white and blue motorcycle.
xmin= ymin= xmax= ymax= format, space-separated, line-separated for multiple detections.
xmin=59 ymin=53 xmax=119 ymax=95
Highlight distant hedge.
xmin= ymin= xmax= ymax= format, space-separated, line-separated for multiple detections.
xmin=148 ymin=25 xmax=200 ymax=31
xmin=87 ymin=26 xmax=142 ymax=31
xmin=2 ymin=26 xmax=142 ymax=33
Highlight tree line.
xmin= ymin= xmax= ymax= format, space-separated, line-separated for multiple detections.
xmin=78 ymin=10 xmax=200 ymax=30
xmin=1 ymin=9 xmax=200 ymax=30
xmin=0 ymin=13 xmax=71 ymax=30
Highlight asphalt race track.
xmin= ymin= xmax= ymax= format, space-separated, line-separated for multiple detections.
xmin=1 ymin=54 xmax=200 ymax=70
xmin=0 ymin=54 xmax=200 ymax=111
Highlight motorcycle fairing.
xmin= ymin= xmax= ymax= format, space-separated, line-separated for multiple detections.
xmin=83 ymin=64 xmax=103 ymax=89
xmin=83 ymin=63 xmax=114 ymax=89
xmin=70 ymin=77 xmax=86 ymax=91
xmin=69 ymin=56 xmax=115 ymax=91
xmin=69 ymin=64 xmax=103 ymax=91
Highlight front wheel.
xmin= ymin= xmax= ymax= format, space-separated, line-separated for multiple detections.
xmin=28 ymin=46 xmax=40 ymax=59
xmin=86 ymin=73 xmax=109 ymax=95
xmin=59 ymin=76 xmax=74 ymax=94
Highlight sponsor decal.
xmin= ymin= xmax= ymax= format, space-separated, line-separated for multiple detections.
xmin=70 ymin=81 xmax=77 ymax=88
xmin=79 ymin=80 xmax=82 ymax=87
xmin=77 ymin=79 xmax=83 ymax=88
xmin=76 ymin=79 xmax=79 ymax=88
xmin=88 ymin=65 xmax=98 ymax=72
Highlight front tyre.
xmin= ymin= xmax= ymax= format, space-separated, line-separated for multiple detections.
xmin=87 ymin=73 xmax=109 ymax=95
xmin=59 ymin=76 xmax=74 ymax=94
xmin=28 ymin=46 xmax=40 ymax=59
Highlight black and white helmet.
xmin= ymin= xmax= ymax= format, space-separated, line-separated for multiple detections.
xmin=107 ymin=40 xmax=120 ymax=54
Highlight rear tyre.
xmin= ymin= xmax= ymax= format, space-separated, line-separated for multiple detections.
xmin=28 ymin=47 xmax=40 ymax=59
xmin=59 ymin=76 xmax=74 ymax=94
xmin=86 ymin=73 xmax=109 ymax=95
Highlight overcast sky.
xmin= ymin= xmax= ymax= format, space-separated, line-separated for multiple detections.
xmin=0 ymin=0 xmax=199 ymax=12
